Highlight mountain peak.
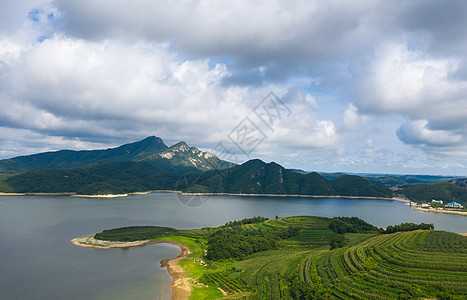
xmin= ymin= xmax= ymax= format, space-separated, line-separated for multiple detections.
xmin=170 ymin=141 xmax=190 ymax=151
xmin=141 ymin=140 xmax=235 ymax=172
xmin=138 ymin=136 xmax=167 ymax=147
xmin=0 ymin=136 xmax=169 ymax=174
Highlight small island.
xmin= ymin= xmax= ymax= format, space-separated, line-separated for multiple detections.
xmin=72 ymin=216 xmax=467 ymax=299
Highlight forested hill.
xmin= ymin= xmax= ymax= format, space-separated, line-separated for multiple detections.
xmin=400 ymin=182 xmax=467 ymax=206
xmin=179 ymin=159 xmax=394 ymax=198
xmin=0 ymin=158 xmax=393 ymax=197
xmin=0 ymin=136 xmax=168 ymax=174
xmin=0 ymin=161 xmax=181 ymax=194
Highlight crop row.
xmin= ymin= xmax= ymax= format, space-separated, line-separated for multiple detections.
xmin=199 ymin=271 xmax=247 ymax=294
xmin=311 ymin=231 xmax=467 ymax=299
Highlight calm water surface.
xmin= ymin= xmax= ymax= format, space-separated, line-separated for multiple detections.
xmin=0 ymin=193 xmax=465 ymax=299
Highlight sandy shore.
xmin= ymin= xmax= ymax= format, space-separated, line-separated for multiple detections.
xmin=71 ymin=236 xmax=191 ymax=300
xmin=413 ymin=207 xmax=467 ymax=216
xmin=71 ymin=194 xmax=129 ymax=198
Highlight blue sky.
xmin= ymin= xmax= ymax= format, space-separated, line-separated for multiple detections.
xmin=1 ymin=0 xmax=467 ymax=176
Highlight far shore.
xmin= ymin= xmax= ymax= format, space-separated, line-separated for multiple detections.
xmin=0 ymin=190 xmax=407 ymax=202
xmin=181 ymin=192 xmax=409 ymax=202
xmin=71 ymin=235 xmax=191 ymax=300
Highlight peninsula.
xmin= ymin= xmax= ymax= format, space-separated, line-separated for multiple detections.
xmin=72 ymin=216 xmax=467 ymax=299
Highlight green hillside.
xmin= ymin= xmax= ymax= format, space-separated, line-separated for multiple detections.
xmin=0 ymin=158 xmax=395 ymax=196
xmin=84 ymin=216 xmax=467 ymax=299
xmin=312 ymin=230 xmax=467 ymax=299
xmin=401 ymin=182 xmax=467 ymax=206
xmin=180 ymin=159 xmax=393 ymax=198
xmin=1 ymin=161 xmax=180 ymax=194
xmin=321 ymin=173 xmax=458 ymax=187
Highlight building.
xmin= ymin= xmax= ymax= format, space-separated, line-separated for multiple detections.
xmin=431 ymin=199 xmax=443 ymax=204
xmin=445 ymin=201 xmax=464 ymax=209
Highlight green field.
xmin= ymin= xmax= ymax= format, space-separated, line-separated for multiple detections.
xmin=92 ymin=216 xmax=467 ymax=299
xmin=94 ymin=226 xmax=177 ymax=241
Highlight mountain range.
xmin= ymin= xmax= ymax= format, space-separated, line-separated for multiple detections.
xmin=0 ymin=136 xmax=466 ymax=205
xmin=0 ymin=136 xmax=233 ymax=175
xmin=178 ymin=159 xmax=393 ymax=197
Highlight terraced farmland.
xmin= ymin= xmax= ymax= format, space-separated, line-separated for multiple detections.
xmin=199 ymin=270 xmax=247 ymax=295
xmin=267 ymin=216 xmax=341 ymax=248
xmin=91 ymin=216 xmax=467 ymax=299
xmin=224 ymin=217 xmax=467 ymax=299
xmin=311 ymin=230 xmax=467 ymax=299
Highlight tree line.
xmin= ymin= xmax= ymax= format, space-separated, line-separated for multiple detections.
xmin=206 ymin=226 xmax=299 ymax=260
xmin=382 ymin=222 xmax=434 ymax=234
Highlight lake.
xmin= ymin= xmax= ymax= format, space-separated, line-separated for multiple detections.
xmin=0 ymin=193 xmax=465 ymax=299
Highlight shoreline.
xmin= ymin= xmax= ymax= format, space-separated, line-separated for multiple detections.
xmin=73 ymin=190 xmax=182 ymax=198
xmin=0 ymin=190 xmax=181 ymax=198
xmin=0 ymin=192 xmax=75 ymax=196
xmin=71 ymin=236 xmax=191 ymax=300
xmin=0 ymin=190 xmax=407 ymax=203
xmin=413 ymin=207 xmax=467 ymax=216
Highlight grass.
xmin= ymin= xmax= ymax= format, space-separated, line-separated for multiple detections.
xmin=94 ymin=226 xmax=177 ymax=241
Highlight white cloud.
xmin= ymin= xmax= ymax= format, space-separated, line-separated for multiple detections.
xmin=0 ymin=32 xmax=339 ymax=159
xmin=2 ymin=0 xmax=467 ymax=175
xmin=356 ymin=43 xmax=463 ymax=116
xmin=352 ymin=42 xmax=467 ymax=156
xmin=397 ymin=120 xmax=463 ymax=148
xmin=343 ymin=103 xmax=360 ymax=129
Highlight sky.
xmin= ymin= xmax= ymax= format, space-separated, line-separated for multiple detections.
xmin=1 ymin=0 xmax=467 ymax=176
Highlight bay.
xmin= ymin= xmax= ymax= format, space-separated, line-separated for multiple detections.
xmin=0 ymin=193 xmax=465 ymax=299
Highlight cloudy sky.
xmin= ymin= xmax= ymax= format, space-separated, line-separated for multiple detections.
xmin=1 ymin=0 xmax=467 ymax=175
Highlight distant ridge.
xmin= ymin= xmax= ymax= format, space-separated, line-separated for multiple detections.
xmin=1 ymin=137 xmax=465 ymax=204
xmin=0 ymin=136 xmax=168 ymax=174
xmin=178 ymin=159 xmax=394 ymax=198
